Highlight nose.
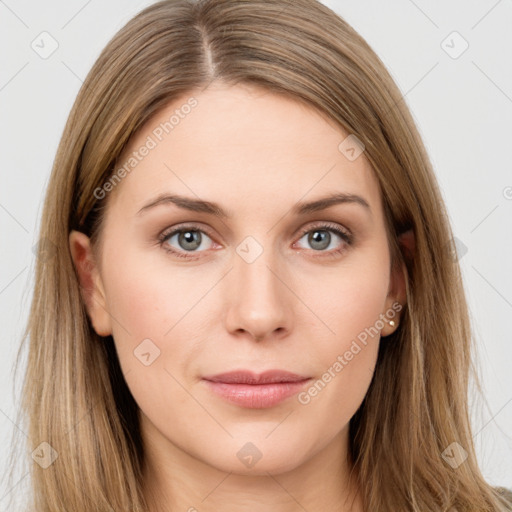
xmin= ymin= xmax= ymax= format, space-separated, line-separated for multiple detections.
xmin=224 ymin=247 xmax=293 ymax=342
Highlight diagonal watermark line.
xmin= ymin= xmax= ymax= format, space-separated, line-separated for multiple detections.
xmin=65 ymin=370 xmax=131 ymax=436
xmin=0 ymin=203 xmax=29 ymax=233
xmin=266 ymin=265 xmax=336 ymax=335
xmin=199 ymin=75 xmax=217 ymax=93
xmin=64 ymin=399 xmax=100 ymax=436
xmin=62 ymin=471 xmax=115 ymax=510
xmin=472 ymin=61 xmax=512 ymax=105
xmin=0 ymin=0 xmax=29 ymax=28
xmin=61 ymin=60 xmax=83 ymax=83
xmin=0 ymin=62 xmax=29 ymax=92
xmin=407 ymin=404 xmax=443 ymax=448
xmin=265 ymin=472 xmax=311 ymax=512
xmin=0 ymin=267 xmax=27 ymax=296
xmin=85 ymin=286 xmax=132 ymax=336
xmin=61 ymin=60 xmax=96 ymax=97
xmin=0 ymin=407 xmax=28 ymax=438
xmin=163 ymin=367 xmax=233 ymax=437
xmin=164 ymin=267 xmax=234 ymax=336
xmin=471 ymin=0 xmax=504 ymax=30
xmin=61 ymin=0 xmax=92 ymax=29
xmin=470 ymin=204 xmax=499 ymax=233
xmin=267 ymin=163 xmax=337 ymax=234
xmin=384 ymin=61 xmax=439 ymax=116
xmin=0 ymin=471 xmax=29 ymax=504
xmin=471 ymin=266 xmax=512 ymax=309
xmin=472 ymin=396 xmax=512 ymax=438
xmin=265 ymin=410 xmax=294 ymax=438
xmin=406 ymin=0 xmax=439 ymax=28
xmin=164 ymin=163 xmax=230 ymax=232
xmin=273 ymin=0 xmax=294 ymax=20
xmin=200 ymin=471 xmax=233 ymax=503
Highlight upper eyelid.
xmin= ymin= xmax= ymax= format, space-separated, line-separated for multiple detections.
xmin=160 ymin=222 xmax=215 ymax=240
xmin=297 ymin=220 xmax=351 ymax=236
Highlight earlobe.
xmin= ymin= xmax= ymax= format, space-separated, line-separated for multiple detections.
xmin=381 ymin=228 xmax=415 ymax=337
xmin=380 ymin=263 xmax=406 ymax=337
xmin=68 ymin=230 xmax=112 ymax=337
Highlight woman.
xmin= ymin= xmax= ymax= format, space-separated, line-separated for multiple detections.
xmin=8 ymin=0 xmax=512 ymax=510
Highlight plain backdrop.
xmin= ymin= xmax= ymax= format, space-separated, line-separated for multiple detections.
xmin=1 ymin=0 xmax=511 ymax=507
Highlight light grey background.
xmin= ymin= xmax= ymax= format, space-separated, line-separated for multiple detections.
xmin=1 ymin=0 xmax=511 ymax=506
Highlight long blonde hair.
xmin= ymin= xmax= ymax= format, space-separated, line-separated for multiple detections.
xmin=7 ymin=0 xmax=511 ymax=510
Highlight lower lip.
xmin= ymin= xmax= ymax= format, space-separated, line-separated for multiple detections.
xmin=203 ymin=379 xmax=311 ymax=409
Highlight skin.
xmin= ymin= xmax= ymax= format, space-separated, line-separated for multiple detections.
xmin=69 ymin=82 xmax=410 ymax=512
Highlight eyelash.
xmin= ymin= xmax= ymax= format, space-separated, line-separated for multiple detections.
xmin=157 ymin=222 xmax=354 ymax=260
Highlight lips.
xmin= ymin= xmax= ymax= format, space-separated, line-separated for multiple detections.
xmin=201 ymin=369 xmax=312 ymax=408
xmin=202 ymin=369 xmax=309 ymax=385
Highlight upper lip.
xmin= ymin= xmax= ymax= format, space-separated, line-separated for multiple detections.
xmin=202 ymin=370 xmax=310 ymax=385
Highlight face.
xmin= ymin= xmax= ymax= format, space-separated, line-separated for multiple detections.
xmin=70 ymin=82 xmax=406 ymax=479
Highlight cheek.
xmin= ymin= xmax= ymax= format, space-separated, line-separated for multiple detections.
xmin=299 ymin=245 xmax=390 ymax=346
xmin=294 ymin=248 xmax=390 ymax=408
xmin=99 ymin=241 xmax=217 ymax=407
xmin=101 ymin=240 xmax=198 ymax=336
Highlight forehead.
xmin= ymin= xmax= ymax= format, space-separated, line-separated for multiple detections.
xmin=106 ymin=83 xmax=382 ymax=220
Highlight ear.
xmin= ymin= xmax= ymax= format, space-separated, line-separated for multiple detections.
xmin=68 ymin=230 xmax=112 ymax=337
xmin=381 ymin=228 xmax=415 ymax=337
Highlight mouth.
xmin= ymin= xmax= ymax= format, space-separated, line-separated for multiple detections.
xmin=202 ymin=369 xmax=312 ymax=408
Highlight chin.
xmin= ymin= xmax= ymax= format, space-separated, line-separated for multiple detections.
xmin=201 ymin=438 xmax=309 ymax=476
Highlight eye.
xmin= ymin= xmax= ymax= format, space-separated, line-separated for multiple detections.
xmin=158 ymin=224 xmax=216 ymax=259
xmin=293 ymin=222 xmax=353 ymax=258
xmin=157 ymin=221 xmax=353 ymax=260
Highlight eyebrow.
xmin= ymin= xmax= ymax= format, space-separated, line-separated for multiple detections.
xmin=136 ymin=192 xmax=371 ymax=218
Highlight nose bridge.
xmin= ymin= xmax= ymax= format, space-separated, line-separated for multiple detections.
xmin=224 ymin=234 xmax=291 ymax=339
